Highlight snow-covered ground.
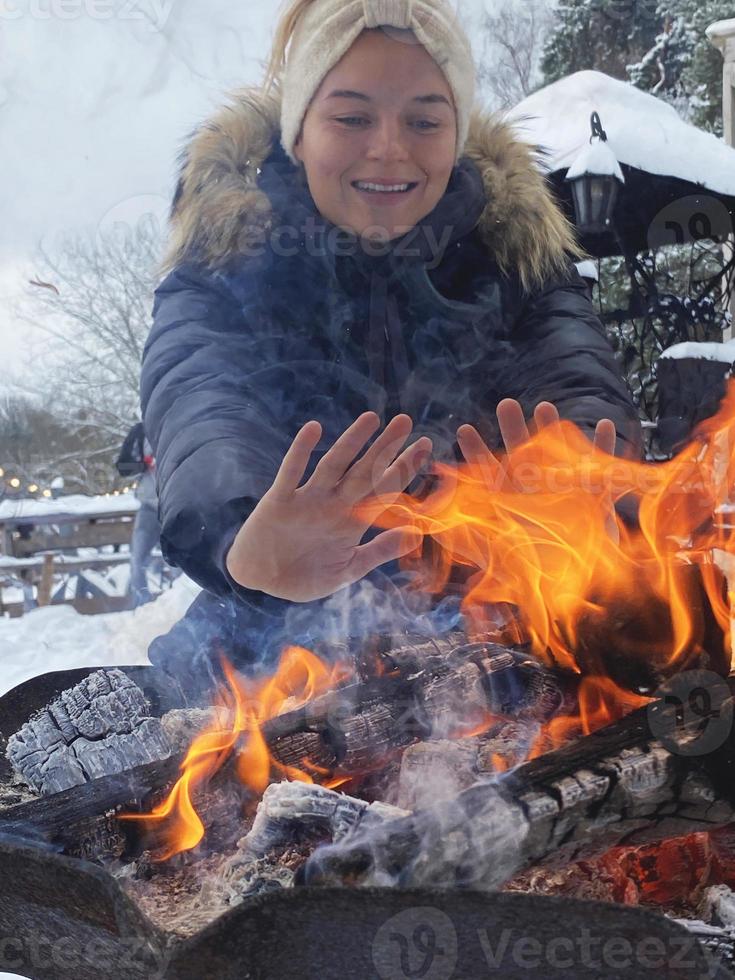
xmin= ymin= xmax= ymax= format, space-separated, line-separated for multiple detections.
xmin=0 ymin=573 xmax=200 ymax=700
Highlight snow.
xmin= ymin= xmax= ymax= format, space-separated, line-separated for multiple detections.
xmin=706 ymin=19 xmax=735 ymax=50
xmin=0 ymin=573 xmax=200 ymax=701
xmin=659 ymin=340 xmax=735 ymax=363
xmin=565 ymin=138 xmax=625 ymax=182
xmin=0 ymin=491 xmax=140 ymax=521
xmin=508 ymin=70 xmax=735 ymax=196
xmin=575 ymin=260 xmax=599 ymax=282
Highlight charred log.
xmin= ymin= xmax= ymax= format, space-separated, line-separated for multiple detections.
xmin=5 ymin=669 xmax=172 ymax=795
xmin=239 ymin=781 xmax=408 ymax=858
xmin=262 ymin=639 xmax=569 ymax=777
xmin=302 ymin=676 xmax=735 ymax=890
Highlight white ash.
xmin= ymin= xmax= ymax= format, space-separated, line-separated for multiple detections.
xmin=6 ymin=669 xmax=172 ymax=795
xmin=397 ymin=739 xmax=478 ymax=811
xmin=239 ymin=781 xmax=409 ymax=859
xmin=160 ymin=707 xmax=221 ymax=753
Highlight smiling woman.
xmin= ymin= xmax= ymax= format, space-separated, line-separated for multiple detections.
xmin=292 ymin=30 xmax=458 ymax=243
xmin=140 ymin=0 xmax=643 ymax=693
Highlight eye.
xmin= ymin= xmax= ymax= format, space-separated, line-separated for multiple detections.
xmin=412 ymin=120 xmax=440 ymax=130
xmin=336 ymin=116 xmax=369 ymax=127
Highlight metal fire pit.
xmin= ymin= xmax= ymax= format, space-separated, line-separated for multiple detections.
xmin=1 ymin=669 xmax=733 ymax=980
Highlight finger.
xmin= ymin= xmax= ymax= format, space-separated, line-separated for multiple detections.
xmin=372 ymin=436 xmax=433 ymax=498
xmin=496 ymin=399 xmax=530 ymax=454
xmin=594 ymin=418 xmax=617 ymax=456
xmin=307 ymin=412 xmax=380 ymax=487
xmin=270 ymin=420 xmax=323 ymax=496
xmin=338 ymin=415 xmax=414 ymax=499
xmin=347 ymin=526 xmax=423 ymax=582
xmin=532 ymin=401 xmax=560 ymax=431
xmin=457 ymin=424 xmax=506 ymax=492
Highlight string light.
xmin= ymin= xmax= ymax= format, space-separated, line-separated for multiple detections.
xmin=0 ymin=466 xmax=133 ymax=499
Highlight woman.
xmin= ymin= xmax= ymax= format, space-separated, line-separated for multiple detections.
xmin=142 ymin=0 xmax=641 ymax=697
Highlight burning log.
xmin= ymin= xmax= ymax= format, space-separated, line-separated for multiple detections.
xmin=262 ymin=638 xmax=569 ymax=777
xmin=301 ymin=677 xmax=735 ymax=890
xmin=239 ymin=781 xmax=408 ymax=858
xmin=5 ymin=669 xmax=172 ymax=795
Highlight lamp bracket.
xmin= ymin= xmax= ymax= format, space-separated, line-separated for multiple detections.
xmin=590 ymin=111 xmax=608 ymax=143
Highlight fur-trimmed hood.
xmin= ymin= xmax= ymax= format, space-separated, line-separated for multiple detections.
xmin=161 ymin=87 xmax=582 ymax=292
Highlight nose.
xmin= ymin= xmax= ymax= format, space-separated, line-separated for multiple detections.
xmin=365 ymin=116 xmax=410 ymax=162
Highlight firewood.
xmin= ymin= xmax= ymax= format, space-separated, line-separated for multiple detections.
xmin=5 ymin=669 xmax=173 ymax=795
xmin=238 ymin=781 xmax=408 ymax=859
xmin=262 ymin=638 xmax=569 ymax=777
xmin=0 ymin=637 xmax=566 ymax=851
xmin=301 ymin=678 xmax=735 ymax=890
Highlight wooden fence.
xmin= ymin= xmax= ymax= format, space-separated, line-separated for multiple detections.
xmin=0 ymin=504 xmax=139 ymax=617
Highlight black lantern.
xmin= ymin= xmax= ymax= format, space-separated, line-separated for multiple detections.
xmin=565 ymin=112 xmax=625 ymax=235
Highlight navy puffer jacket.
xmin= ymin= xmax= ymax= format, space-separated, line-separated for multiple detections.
xmin=141 ymin=88 xmax=641 ymax=693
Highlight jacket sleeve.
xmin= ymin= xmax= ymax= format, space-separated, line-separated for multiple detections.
xmin=141 ymin=261 xmax=291 ymax=597
xmin=511 ymin=264 xmax=643 ymax=458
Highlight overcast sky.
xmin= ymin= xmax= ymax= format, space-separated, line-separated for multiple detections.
xmin=0 ymin=0 xmax=496 ymax=395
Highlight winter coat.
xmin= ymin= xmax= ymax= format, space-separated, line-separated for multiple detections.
xmin=141 ymin=88 xmax=642 ymax=696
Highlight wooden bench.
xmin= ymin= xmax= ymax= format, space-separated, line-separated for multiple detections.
xmin=0 ymin=497 xmax=141 ymax=617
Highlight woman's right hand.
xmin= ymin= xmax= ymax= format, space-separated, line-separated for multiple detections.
xmin=225 ymin=413 xmax=431 ymax=602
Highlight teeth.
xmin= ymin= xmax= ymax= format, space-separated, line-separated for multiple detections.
xmin=355 ymin=182 xmax=411 ymax=193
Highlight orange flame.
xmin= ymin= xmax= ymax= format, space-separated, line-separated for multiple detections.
xmin=529 ymin=676 xmax=653 ymax=759
xmin=122 ymin=647 xmax=352 ymax=860
xmin=360 ymin=384 xmax=735 ymax=681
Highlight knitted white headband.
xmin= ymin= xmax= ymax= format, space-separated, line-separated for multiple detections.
xmin=279 ymin=0 xmax=476 ymax=166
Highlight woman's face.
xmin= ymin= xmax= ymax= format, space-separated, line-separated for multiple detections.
xmin=293 ymin=29 xmax=457 ymax=244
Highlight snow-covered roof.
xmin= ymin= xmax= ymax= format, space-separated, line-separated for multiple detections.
xmin=659 ymin=340 xmax=735 ymax=363
xmin=0 ymin=492 xmax=139 ymax=522
xmin=507 ymin=71 xmax=735 ymax=198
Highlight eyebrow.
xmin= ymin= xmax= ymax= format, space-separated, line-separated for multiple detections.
xmin=325 ymin=89 xmax=452 ymax=107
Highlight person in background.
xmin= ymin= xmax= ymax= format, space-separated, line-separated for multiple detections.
xmin=116 ymin=422 xmax=161 ymax=607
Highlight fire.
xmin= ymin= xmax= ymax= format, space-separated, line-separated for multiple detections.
xmin=126 ymin=387 xmax=735 ymax=862
xmin=122 ymin=647 xmax=352 ymax=860
xmin=529 ymin=675 xmax=653 ymax=759
xmin=360 ymin=383 xmax=735 ymax=684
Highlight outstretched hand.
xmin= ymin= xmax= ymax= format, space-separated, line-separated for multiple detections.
xmin=453 ymin=399 xmax=620 ymax=554
xmin=226 ymin=413 xmax=431 ymax=602
xmin=457 ymin=399 xmax=617 ymax=480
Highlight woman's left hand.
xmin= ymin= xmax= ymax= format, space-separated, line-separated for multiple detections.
xmin=446 ymin=400 xmax=620 ymax=564
xmin=457 ymin=399 xmax=617 ymax=476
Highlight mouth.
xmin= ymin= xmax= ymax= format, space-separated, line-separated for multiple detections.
xmin=351 ymin=180 xmax=420 ymax=204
